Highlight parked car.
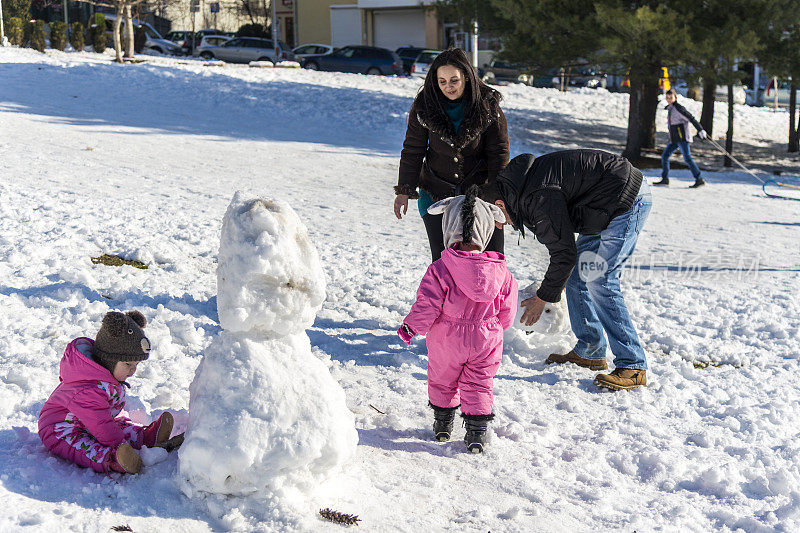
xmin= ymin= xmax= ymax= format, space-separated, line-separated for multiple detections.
xmin=410 ymin=50 xmax=441 ymax=79
xmin=302 ymin=46 xmax=402 ymax=76
xmin=102 ymin=14 xmax=182 ymax=55
xmin=396 ymin=46 xmax=426 ymax=75
xmin=531 ymin=68 xmax=561 ymax=88
xmin=747 ymin=79 xmax=800 ymax=107
xmin=481 ymin=60 xmax=533 ymax=86
xmin=181 ymin=29 xmax=228 ymax=55
xmin=164 ymin=30 xmax=192 ymax=43
xmin=200 ymin=37 xmax=295 ymax=63
xmin=292 ymin=43 xmax=334 ymax=60
xmin=194 ymin=34 xmax=231 ymax=57
xmin=673 ymin=81 xmax=747 ymax=105
xmin=569 ymin=66 xmax=607 ymax=89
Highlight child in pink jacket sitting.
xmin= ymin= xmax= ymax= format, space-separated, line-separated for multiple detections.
xmin=38 ymin=310 xmax=174 ymax=474
xmin=398 ymin=186 xmax=518 ymax=453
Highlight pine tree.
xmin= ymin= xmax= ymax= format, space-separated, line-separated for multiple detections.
xmin=488 ymin=0 xmax=599 ymax=91
xmin=594 ymin=3 xmax=689 ymax=160
xmin=91 ymin=13 xmax=107 ymax=54
xmin=676 ymin=0 xmax=775 ymax=165
xmin=759 ymin=14 xmax=800 ymax=153
xmin=29 ymin=20 xmax=46 ymax=52
xmin=2 ymin=0 xmax=31 ymax=26
xmin=6 ymin=18 xmax=25 ymax=46
xmin=50 ymin=20 xmax=67 ymax=51
xmin=438 ymin=1 xmax=688 ymax=161
xmin=70 ymin=22 xmax=85 ymax=52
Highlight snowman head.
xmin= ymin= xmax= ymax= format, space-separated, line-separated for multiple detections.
xmin=216 ymin=192 xmax=326 ymax=336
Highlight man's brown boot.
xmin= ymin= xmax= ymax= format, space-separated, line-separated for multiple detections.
xmin=545 ymin=350 xmax=607 ymax=370
xmin=594 ymin=368 xmax=647 ymax=391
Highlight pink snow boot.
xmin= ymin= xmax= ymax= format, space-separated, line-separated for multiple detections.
xmin=143 ymin=412 xmax=174 ymax=448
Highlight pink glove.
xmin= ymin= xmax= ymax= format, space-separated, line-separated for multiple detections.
xmin=397 ymin=323 xmax=415 ymax=344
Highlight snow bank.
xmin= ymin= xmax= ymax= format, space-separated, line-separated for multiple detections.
xmin=216 ymin=193 xmax=326 ymax=336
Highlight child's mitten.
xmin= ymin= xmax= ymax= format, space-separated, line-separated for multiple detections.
xmin=142 ymin=412 xmax=174 ymax=448
xmin=397 ymin=323 xmax=415 ymax=344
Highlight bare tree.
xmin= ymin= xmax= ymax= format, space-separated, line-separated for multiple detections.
xmin=87 ymin=0 xmax=146 ymax=62
xmin=237 ymin=0 xmax=269 ymax=27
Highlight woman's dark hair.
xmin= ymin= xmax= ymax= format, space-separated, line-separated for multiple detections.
xmin=665 ymin=88 xmax=677 ymax=96
xmin=461 ymin=185 xmax=480 ymax=245
xmin=420 ymin=48 xmax=501 ymax=121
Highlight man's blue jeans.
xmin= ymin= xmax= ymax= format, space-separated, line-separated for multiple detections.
xmin=565 ymin=182 xmax=652 ymax=370
xmin=662 ymin=141 xmax=701 ymax=179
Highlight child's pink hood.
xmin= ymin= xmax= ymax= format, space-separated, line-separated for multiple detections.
xmin=39 ymin=337 xmax=131 ymax=451
xmin=60 ymin=337 xmax=115 ymax=384
xmin=439 ymin=248 xmax=508 ymax=303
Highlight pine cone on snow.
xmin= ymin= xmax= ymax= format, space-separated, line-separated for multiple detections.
xmin=319 ymin=508 xmax=361 ymax=526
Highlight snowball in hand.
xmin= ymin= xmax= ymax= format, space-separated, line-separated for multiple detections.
xmin=178 ymin=332 xmax=358 ymax=497
xmin=514 ymin=282 xmax=570 ymax=336
xmin=216 ymin=192 xmax=326 ymax=337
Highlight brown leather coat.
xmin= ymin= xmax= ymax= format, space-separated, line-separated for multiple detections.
xmin=395 ymin=91 xmax=510 ymax=201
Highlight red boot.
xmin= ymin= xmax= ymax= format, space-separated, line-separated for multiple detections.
xmin=142 ymin=412 xmax=174 ymax=448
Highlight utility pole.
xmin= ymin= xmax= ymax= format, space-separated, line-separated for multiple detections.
xmin=753 ymin=62 xmax=760 ymax=104
xmin=471 ymin=19 xmax=478 ymax=68
xmin=190 ymin=0 xmax=200 ymax=56
xmin=63 ymin=0 xmax=70 ymax=40
xmin=271 ymin=0 xmax=278 ymax=62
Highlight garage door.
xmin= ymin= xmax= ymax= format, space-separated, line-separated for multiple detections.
xmin=330 ymin=6 xmax=361 ymax=48
xmin=373 ymin=9 xmax=426 ymax=50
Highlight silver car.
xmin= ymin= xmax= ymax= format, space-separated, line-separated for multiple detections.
xmin=203 ymin=37 xmax=295 ymax=64
xmin=410 ymin=50 xmax=441 ymax=79
xmin=292 ymin=43 xmax=334 ymax=60
xmin=102 ymin=14 xmax=182 ymax=55
xmin=195 ymin=35 xmax=231 ymax=57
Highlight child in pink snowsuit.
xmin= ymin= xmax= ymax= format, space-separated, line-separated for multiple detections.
xmin=38 ymin=310 xmax=174 ymax=474
xmin=398 ymin=186 xmax=518 ymax=453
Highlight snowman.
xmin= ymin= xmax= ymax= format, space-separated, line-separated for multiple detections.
xmin=513 ymin=282 xmax=571 ymax=336
xmin=178 ymin=192 xmax=358 ymax=498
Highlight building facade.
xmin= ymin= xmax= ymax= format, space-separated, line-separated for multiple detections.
xmin=296 ymin=0 xmax=442 ymax=50
xmin=153 ymin=0 xmax=298 ymax=45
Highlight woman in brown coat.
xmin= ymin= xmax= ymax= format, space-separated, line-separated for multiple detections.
xmin=393 ymin=48 xmax=510 ymax=261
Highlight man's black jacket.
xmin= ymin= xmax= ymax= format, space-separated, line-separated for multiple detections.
xmin=496 ymin=149 xmax=643 ymax=302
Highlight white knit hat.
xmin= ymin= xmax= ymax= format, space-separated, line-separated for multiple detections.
xmin=427 ymin=188 xmax=506 ymax=251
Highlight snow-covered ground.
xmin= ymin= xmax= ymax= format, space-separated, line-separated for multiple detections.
xmin=1 ymin=47 xmax=798 ymax=532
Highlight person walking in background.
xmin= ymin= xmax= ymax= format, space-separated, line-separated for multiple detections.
xmin=393 ymin=48 xmax=510 ymax=261
xmin=656 ymin=88 xmax=707 ymax=188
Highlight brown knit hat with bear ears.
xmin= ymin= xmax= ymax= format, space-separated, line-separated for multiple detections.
xmin=93 ymin=310 xmax=151 ymax=372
